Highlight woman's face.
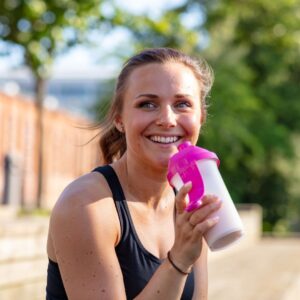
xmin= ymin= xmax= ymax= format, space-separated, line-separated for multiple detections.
xmin=117 ymin=62 xmax=202 ymax=169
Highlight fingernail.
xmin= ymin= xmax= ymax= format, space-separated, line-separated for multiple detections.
xmin=213 ymin=197 xmax=221 ymax=203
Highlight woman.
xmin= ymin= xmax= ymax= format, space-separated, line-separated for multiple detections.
xmin=46 ymin=47 xmax=222 ymax=300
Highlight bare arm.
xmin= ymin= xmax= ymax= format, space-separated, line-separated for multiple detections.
xmin=48 ymin=175 xmax=127 ymax=300
xmin=192 ymin=241 xmax=209 ymax=300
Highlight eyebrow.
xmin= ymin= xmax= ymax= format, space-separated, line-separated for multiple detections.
xmin=135 ymin=93 xmax=192 ymax=99
xmin=135 ymin=93 xmax=158 ymax=99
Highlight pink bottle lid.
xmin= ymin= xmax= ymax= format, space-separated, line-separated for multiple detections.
xmin=167 ymin=141 xmax=220 ymax=211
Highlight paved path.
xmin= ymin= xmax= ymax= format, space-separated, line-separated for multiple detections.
xmin=208 ymin=237 xmax=300 ymax=300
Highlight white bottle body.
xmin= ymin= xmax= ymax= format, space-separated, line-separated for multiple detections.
xmin=170 ymin=159 xmax=244 ymax=251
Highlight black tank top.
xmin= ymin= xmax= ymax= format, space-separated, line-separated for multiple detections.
xmin=46 ymin=165 xmax=194 ymax=299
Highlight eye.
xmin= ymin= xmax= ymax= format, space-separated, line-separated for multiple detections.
xmin=175 ymin=100 xmax=192 ymax=109
xmin=137 ymin=101 xmax=157 ymax=109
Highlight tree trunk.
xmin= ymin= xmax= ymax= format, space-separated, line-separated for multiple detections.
xmin=35 ymin=76 xmax=46 ymax=208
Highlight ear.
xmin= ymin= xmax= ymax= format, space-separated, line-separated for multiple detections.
xmin=114 ymin=115 xmax=124 ymax=133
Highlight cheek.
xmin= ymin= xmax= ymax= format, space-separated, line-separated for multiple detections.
xmin=128 ymin=115 xmax=150 ymax=131
xmin=184 ymin=115 xmax=201 ymax=135
xmin=123 ymin=113 xmax=152 ymax=140
xmin=183 ymin=118 xmax=201 ymax=145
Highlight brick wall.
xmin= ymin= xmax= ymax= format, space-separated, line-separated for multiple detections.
xmin=0 ymin=92 xmax=100 ymax=209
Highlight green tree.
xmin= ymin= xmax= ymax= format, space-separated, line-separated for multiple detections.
xmin=0 ymin=0 xmax=115 ymax=207
xmin=190 ymin=0 xmax=300 ymax=230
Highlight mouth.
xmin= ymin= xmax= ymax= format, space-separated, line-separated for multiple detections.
xmin=147 ymin=135 xmax=181 ymax=144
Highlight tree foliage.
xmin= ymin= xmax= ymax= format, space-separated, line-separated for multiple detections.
xmin=192 ymin=0 xmax=300 ymax=231
xmin=0 ymin=0 xmax=108 ymax=78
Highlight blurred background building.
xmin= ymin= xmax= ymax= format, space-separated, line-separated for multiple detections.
xmin=0 ymin=66 xmax=113 ymax=118
xmin=0 ymin=91 xmax=100 ymax=209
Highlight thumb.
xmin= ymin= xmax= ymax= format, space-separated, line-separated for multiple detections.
xmin=175 ymin=182 xmax=192 ymax=214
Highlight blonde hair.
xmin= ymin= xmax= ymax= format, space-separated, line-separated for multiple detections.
xmin=98 ymin=47 xmax=214 ymax=164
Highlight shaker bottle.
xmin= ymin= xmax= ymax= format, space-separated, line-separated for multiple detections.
xmin=167 ymin=141 xmax=244 ymax=251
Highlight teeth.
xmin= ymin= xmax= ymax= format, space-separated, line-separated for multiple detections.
xmin=150 ymin=136 xmax=179 ymax=144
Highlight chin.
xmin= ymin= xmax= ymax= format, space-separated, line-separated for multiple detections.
xmin=154 ymin=155 xmax=174 ymax=170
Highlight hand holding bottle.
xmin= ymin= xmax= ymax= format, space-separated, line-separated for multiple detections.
xmin=168 ymin=142 xmax=244 ymax=251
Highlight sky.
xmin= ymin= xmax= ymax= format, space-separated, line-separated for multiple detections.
xmin=0 ymin=0 xmax=186 ymax=76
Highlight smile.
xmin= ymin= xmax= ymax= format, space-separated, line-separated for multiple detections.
xmin=148 ymin=136 xmax=180 ymax=144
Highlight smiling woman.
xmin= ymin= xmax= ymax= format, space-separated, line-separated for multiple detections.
xmin=46 ymin=48 xmax=220 ymax=300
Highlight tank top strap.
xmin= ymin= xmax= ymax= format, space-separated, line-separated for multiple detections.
xmin=92 ymin=165 xmax=126 ymax=202
xmin=92 ymin=165 xmax=129 ymax=238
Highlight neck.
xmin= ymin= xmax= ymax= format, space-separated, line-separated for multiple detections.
xmin=115 ymin=154 xmax=174 ymax=210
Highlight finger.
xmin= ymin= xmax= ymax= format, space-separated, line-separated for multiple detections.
xmin=199 ymin=194 xmax=220 ymax=207
xmin=191 ymin=216 xmax=219 ymax=241
xmin=175 ymin=182 xmax=192 ymax=214
xmin=189 ymin=198 xmax=221 ymax=226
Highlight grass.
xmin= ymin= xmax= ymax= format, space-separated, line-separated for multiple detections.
xmin=17 ymin=207 xmax=51 ymax=217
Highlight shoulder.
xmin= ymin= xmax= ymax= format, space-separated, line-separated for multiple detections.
xmin=49 ymin=169 xmax=121 ymax=247
xmin=47 ymin=169 xmax=127 ymax=299
xmin=53 ymin=170 xmax=112 ymax=212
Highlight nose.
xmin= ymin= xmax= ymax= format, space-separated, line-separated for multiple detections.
xmin=156 ymin=106 xmax=176 ymax=128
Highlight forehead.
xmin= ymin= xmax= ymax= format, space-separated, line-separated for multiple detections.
xmin=126 ymin=62 xmax=200 ymax=93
